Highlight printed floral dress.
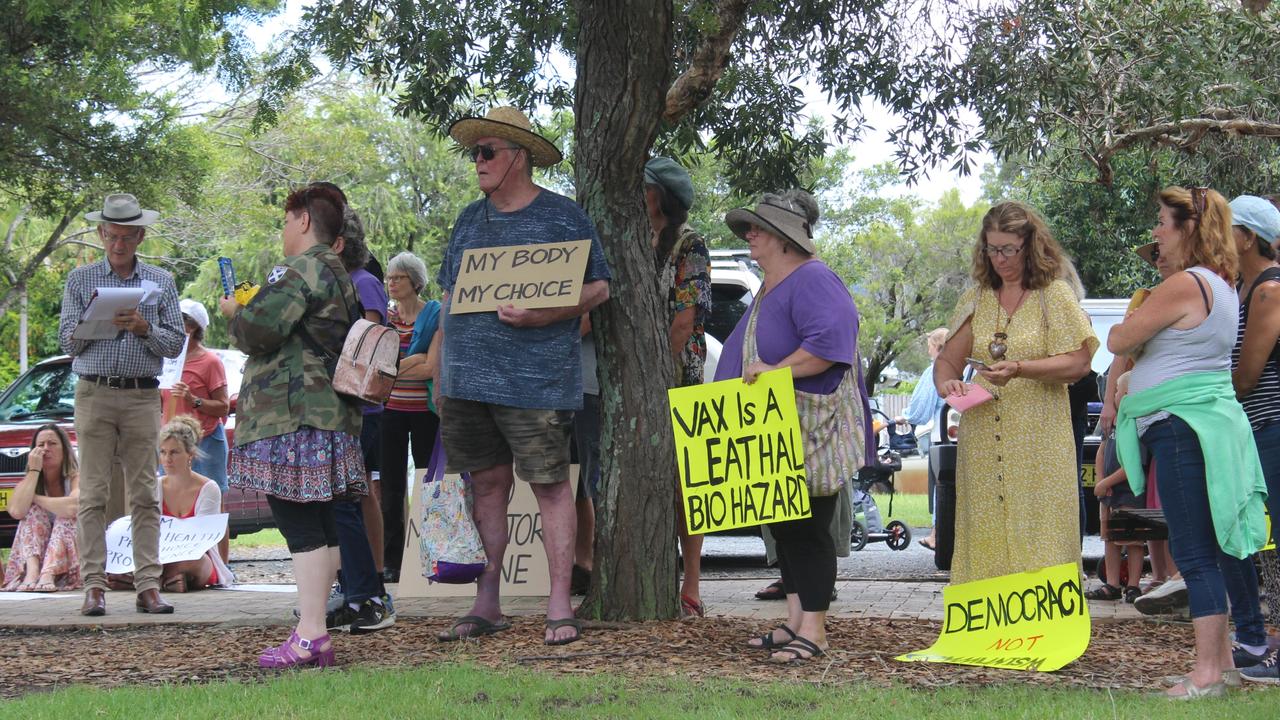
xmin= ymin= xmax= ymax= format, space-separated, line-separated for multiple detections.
xmin=660 ymin=225 xmax=712 ymax=388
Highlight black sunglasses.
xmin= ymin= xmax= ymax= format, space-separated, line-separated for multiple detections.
xmin=469 ymin=144 xmax=521 ymax=162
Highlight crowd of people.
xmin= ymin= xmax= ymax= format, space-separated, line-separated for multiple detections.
xmin=4 ymin=102 xmax=1278 ymax=694
xmin=937 ymin=191 xmax=1280 ymax=698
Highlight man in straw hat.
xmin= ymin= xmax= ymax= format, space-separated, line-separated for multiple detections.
xmin=58 ymin=193 xmax=185 ymax=616
xmin=430 ymin=107 xmax=610 ymax=645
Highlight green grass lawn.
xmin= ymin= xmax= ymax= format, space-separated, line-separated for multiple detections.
xmin=870 ymin=491 xmax=931 ymax=529
xmin=2 ymin=663 xmax=1274 ymax=720
xmin=229 ymin=528 xmax=286 ymax=549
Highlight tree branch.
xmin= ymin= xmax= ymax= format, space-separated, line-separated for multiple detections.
xmin=662 ymin=0 xmax=751 ymax=124
xmin=0 ymin=206 xmax=81 ymax=316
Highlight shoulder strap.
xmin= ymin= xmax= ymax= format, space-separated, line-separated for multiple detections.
xmin=297 ymin=252 xmax=360 ymax=369
xmin=1187 ymin=269 xmax=1210 ymax=314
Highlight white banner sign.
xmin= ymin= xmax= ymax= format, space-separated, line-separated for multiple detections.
xmin=158 ymin=336 xmax=190 ymax=390
xmin=105 ymin=512 xmax=228 ymax=573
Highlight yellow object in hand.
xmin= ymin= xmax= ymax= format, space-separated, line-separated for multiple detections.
xmin=234 ymin=281 xmax=260 ymax=306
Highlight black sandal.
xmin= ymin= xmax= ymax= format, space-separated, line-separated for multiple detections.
xmin=748 ymin=624 xmax=797 ymax=650
xmin=1123 ymin=586 xmax=1141 ymax=604
xmin=770 ymin=636 xmax=826 ymax=663
xmin=1085 ymin=582 xmax=1122 ymax=601
xmin=754 ymin=580 xmax=786 ymax=600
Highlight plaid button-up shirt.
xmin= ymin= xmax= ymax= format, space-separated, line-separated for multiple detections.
xmin=58 ymin=258 xmax=185 ymax=378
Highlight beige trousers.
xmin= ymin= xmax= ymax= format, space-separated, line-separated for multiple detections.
xmin=74 ymin=381 xmax=162 ymax=592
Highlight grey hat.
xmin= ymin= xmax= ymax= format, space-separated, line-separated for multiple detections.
xmin=1230 ymin=195 xmax=1280 ymax=244
xmin=644 ymin=157 xmax=694 ymax=211
xmin=84 ymin=193 xmax=160 ymax=226
xmin=725 ymin=196 xmax=817 ymax=255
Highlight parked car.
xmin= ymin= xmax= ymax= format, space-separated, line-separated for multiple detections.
xmin=705 ymin=250 xmax=762 ymax=383
xmin=927 ymin=297 xmax=1127 ymax=569
xmin=0 ymin=350 xmax=274 ymax=547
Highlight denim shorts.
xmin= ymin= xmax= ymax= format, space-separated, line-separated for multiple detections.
xmin=439 ymin=396 xmax=572 ymax=484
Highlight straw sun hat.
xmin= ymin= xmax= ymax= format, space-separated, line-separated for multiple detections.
xmin=448 ymin=106 xmax=563 ymax=167
xmin=725 ymin=195 xmax=818 ymax=255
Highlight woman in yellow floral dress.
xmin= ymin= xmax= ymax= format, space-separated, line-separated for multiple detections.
xmin=934 ymin=202 xmax=1098 ymax=584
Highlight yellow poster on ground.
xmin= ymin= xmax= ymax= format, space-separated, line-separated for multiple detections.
xmin=668 ymin=367 xmax=811 ymax=535
xmin=896 ymin=562 xmax=1090 ymax=672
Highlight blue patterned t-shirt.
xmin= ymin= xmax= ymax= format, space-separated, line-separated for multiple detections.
xmin=436 ymin=190 xmax=611 ymax=410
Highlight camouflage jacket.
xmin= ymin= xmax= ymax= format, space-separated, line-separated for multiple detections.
xmin=228 ymin=244 xmax=362 ymax=446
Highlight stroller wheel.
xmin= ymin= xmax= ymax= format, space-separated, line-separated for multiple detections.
xmin=885 ymin=520 xmax=911 ymax=551
xmin=850 ymin=520 xmax=868 ymax=552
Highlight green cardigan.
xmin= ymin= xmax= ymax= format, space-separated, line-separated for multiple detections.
xmin=1115 ymin=370 xmax=1268 ymax=559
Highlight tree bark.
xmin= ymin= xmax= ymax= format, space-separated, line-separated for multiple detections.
xmin=573 ymin=0 xmax=679 ymax=621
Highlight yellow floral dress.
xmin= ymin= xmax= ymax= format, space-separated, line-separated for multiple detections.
xmin=946 ymin=279 xmax=1098 ymax=584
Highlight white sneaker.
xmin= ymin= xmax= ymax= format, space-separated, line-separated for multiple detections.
xmin=1134 ymin=578 xmax=1188 ymax=616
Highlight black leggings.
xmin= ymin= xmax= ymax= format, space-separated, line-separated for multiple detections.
xmin=771 ymin=494 xmax=839 ymax=612
xmin=380 ymin=409 xmax=440 ymax=569
xmin=267 ymin=495 xmax=338 ymax=554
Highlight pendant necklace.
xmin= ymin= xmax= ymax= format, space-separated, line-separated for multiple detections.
xmin=989 ymin=287 xmax=1027 ymax=361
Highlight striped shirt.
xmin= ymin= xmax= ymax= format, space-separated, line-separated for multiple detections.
xmin=1232 ymin=274 xmax=1280 ymax=431
xmin=58 ymin=258 xmax=185 ymax=377
xmin=384 ymin=308 xmax=429 ymax=412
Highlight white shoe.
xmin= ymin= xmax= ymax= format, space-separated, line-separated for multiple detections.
xmin=1134 ymin=578 xmax=1188 ymax=615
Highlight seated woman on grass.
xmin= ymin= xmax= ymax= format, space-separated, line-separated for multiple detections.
xmin=156 ymin=416 xmax=234 ymax=591
xmin=1 ymin=424 xmax=81 ymax=592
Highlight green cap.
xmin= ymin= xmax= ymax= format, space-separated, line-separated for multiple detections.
xmin=644 ymin=157 xmax=694 ymax=211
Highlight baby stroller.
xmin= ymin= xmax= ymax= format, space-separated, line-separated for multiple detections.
xmin=850 ymin=410 xmax=913 ymax=551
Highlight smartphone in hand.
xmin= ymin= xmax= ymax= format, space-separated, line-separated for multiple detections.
xmin=965 ymin=357 xmax=990 ymax=370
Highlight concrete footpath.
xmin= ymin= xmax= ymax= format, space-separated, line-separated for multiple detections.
xmin=0 ymin=576 xmax=1146 ymax=630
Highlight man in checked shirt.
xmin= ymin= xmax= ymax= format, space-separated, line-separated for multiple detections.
xmin=58 ymin=193 xmax=185 ymax=616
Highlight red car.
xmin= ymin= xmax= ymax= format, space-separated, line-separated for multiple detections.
xmin=0 ymin=353 xmax=274 ymax=547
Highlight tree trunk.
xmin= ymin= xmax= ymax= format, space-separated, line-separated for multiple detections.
xmin=573 ymin=0 xmax=678 ymax=621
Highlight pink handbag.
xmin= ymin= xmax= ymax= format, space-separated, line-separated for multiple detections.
xmin=331 ymin=319 xmax=400 ymax=406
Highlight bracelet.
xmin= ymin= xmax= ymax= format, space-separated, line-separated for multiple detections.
xmin=1014 ymin=361 xmax=1023 ymax=378
xmin=26 ymin=468 xmax=39 ymax=475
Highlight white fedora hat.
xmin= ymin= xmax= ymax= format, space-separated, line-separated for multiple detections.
xmin=84 ymin=193 xmax=160 ymax=226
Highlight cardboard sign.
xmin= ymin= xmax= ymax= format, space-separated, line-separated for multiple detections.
xmin=398 ymin=466 xmax=578 ymax=598
xmin=668 ymin=368 xmax=811 ymax=535
xmin=105 ymin=513 xmax=228 ymax=573
xmin=897 ymin=562 xmax=1090 ymax=672
xmin=449 ymin=239 xmax=592 ymax=314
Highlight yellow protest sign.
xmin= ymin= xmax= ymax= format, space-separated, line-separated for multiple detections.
xmin=897 ymin=562 xmax=1090 ymax=672
xmin=1264 ymin=508 xmax=1274 ymax=552
xmin=449 ymin=239 xmax=591 ymax=314
xmin=669 ymin=368 xmax=811 ymax=535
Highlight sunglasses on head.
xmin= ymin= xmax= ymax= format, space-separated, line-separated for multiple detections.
xmin=469 ymin=144 xmax=521 ymax=162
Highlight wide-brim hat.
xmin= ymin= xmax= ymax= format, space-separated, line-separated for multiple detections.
xmin=448 ymin=106 xmax=563 ymax=167
xmin=84 ymin=193 xmax=160 ymax=226
xmin=1134 ymin=241 xmax=1158 ymax=268
xmin=725 ymin=197 xmax=817 ymax=255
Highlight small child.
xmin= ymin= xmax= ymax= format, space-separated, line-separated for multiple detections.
xmin=1088 ymin=371 xmax=1148 ymax=603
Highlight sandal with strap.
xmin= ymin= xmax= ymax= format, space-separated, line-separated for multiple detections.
xmin=770 ymin=636 xmax=826 ymax=664
xmin=679 ymin=594 xmax=705 ymax=620
xmin=258 ymin=631 xmax=335 ymax=669
xmin=748 ymin=624 xmax=797 ymax=650
xmin=544 ymin=617 xmax=583 ymax=646
xmin=754 ymin=580 xmax=786 ymax=601
xmin=1123 ymin=586 xmax=1141 ymax=604
xmin=1162 ymin=676 xmax=1226 ymax=700
xmin=1085 ymin=583 xmax=1122 ymax=601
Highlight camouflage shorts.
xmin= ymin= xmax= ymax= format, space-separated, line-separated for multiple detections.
xmin=439 ymin=397 xmax=573 ymax=484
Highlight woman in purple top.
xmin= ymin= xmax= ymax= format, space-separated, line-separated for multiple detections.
xmin=715 ymin=190 xmax=870 ymax=663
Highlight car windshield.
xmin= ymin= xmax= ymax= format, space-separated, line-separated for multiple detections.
xmin=0 ymin=363 xmax=76 ymax=422
xmin=708 ymin=284 xmax=751 ymax=343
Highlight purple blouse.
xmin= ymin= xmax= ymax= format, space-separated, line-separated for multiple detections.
xmin=714 ymin=261 xmax=859 ymax=394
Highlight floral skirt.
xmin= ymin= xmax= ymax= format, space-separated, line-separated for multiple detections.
xmin=1 ymin=506 xmax=81 ymax=591
xmin=229 ymin=427 xmax=367 ymax=502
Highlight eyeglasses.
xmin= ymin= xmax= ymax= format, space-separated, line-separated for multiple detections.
xmin=984 ymin=244 xmax=1024 ymax=258
xmin=386 ymin=274 xmax=410 ymax=283
xmin=101 ymin=229 xmax=142 ymax=244
xmin=469 ymin=144 xmax=521 ymax=162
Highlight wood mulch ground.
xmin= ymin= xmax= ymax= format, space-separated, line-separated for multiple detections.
xmin=2 ymin=615 xmax=1216 ymax=700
